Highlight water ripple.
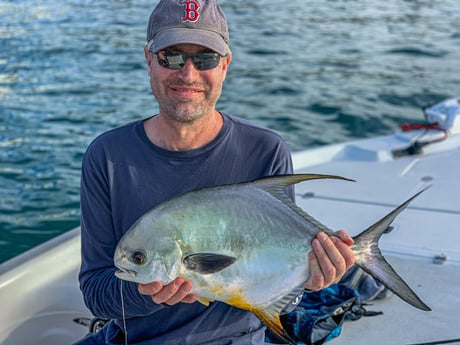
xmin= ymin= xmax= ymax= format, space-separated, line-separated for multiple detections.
xmin=1 ymin=0 xmax=460 ymax=262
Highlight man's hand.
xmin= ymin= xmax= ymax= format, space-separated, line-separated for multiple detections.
xmin=305 ymin=230 xmax=355 ymax=291
xmin=138 ymin=277 xmax=197 ymax=306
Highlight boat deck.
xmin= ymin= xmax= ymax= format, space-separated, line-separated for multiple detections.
xmin=292 ymin=130 xmax=460 ymax=345
xmin=1 ymin=128 xmax=459 ymax=345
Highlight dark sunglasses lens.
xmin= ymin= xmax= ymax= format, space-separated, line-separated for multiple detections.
xmin=157 ymin=51 xmax=220 ymax=71
xmin=158 ymin=51 xmax=185 ymax=69
xmin=193 ymin=53 xmax=220 ymax=70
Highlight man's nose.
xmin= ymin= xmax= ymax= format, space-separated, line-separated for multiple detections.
xmin=177 ymin=58 xmax=200 ymax=82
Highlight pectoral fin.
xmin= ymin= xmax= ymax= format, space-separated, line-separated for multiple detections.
xmin=183 ymin=253 xmax=237 ymax=274
xmin=197 ymin=297 xmax=215 ymax=307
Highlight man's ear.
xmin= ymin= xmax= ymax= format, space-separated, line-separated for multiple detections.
xmin=144 ymin=47 xmax=153 ymax=76
xmin=221 ymin=54 xmax=232 ymax=80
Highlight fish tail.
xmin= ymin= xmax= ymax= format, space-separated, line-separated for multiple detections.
xmin=351 ymin=189 xmax=431 ymax=311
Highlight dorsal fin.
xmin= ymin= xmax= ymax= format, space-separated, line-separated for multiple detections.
xmin=252 ymin=173 xmax=353 ymax=190
xmin=253 ymin=174 xmax=354 ymax=236
xmin=252 ymin=287 xmax=305 ymax=345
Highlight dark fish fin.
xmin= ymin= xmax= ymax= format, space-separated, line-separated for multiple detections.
xmin=353 ymin=188 xmax=431 ymax=311
xmin=255 ymin=174 xmax=354 ymax=236
xmin=252 ymin=287 xmax=304 ymax=345
xmin=183 ymin=253 xmax=237 ymax=274
xmin=253 ymin=173 xmax=354 ymax=190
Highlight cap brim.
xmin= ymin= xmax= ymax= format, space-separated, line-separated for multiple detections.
xmin=151 ymin=28 xmax=228 ymax=56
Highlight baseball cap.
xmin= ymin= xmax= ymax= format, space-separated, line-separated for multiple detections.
xmin=147 ymin=0 xmax=229 ymax=56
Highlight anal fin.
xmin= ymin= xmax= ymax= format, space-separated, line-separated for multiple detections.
xmin=253 ymin=308 xmax=296 ymax=345
xmin=252 ymin=287 xmax=304 ymax=345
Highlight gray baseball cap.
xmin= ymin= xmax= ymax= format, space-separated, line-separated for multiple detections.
xmin=147 ymin=0 xmax=229 ymax=56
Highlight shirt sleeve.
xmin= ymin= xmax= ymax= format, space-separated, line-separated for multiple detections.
xmin=78 ymin=142 xmax=164 ymax=319
xmin=263 ymin=134 xmax=295 ymax=201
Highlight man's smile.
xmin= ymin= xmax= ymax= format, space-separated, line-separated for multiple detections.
xmin=170 ymin=85 xmax=205 ymax=98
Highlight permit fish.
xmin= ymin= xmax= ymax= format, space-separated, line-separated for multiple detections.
xmin=114 ymin=174 xmax=430 ymax=344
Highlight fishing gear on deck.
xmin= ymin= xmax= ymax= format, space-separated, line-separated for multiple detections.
xmin=265 ymin=267 xmax=387 ymax=345
xmin=392 ymin=97 xmax=459 ymax=158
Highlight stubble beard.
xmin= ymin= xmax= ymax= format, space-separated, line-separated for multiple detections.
xmin=159 ymin=98 xmax=212 ymax=124
xmin=153 ymin=79 xmax=223 ymax=124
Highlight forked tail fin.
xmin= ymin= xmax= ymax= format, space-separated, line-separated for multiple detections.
xmin=352 ymin=189 xmax=431 ymax=311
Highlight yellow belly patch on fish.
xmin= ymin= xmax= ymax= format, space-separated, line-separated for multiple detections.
xmin=225 ymin=293 xmax=254 ymax=311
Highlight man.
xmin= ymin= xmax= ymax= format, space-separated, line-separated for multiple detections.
xmin=77 ymin=0 xmax=355 ymax=344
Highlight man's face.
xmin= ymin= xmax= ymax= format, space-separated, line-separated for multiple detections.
xmin=145 ymin=44 xmax=231 ymax=123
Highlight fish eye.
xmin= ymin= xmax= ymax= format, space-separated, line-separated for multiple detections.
xmin=130 ymin=250 xmax=146 ymax=265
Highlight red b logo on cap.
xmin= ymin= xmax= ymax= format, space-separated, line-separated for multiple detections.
xmin=182 ymin=0 xmax=200 ymax=22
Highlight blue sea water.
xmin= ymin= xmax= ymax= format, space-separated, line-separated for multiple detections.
xmin=1 ymin=0 xmax=459 ymax=263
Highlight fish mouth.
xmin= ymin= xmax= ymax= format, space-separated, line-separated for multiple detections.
xmin=115 ymin=267 xmax=138 ymax=281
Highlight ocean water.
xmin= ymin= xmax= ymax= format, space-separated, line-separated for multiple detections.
xmin=1 ymin=0 xmax=459 ymax=263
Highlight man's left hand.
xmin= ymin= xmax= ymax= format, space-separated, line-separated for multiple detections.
xmin=305 ymin=230 xmax=355 ymax=291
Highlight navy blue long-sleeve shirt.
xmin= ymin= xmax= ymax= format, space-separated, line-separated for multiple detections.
xmin=79 ymin=113 xmax=293 ymax=344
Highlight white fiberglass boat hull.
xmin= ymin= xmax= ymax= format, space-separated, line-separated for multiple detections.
xmin=1 ymin=116 xmax=459 ymax=345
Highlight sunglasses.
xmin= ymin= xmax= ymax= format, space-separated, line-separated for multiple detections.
xmin=156 ymin=50 xmax=221 ymax=71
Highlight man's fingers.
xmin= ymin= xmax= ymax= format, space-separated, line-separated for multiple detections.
xmin=138 ymin=277 xmax=196 ymax=305
xmin=316 ymin=233 xmax=344 ymax=283
xmin=334 ymin=229 xmax=354 ymax=245
xmin=331 ymin=236 xmax=356 ymax=270
xmin=138 ymin=281 xmax=163 ymax=296
xmin=305 ymin=250 xmax=324 ymax=291
xmin=152 ymin=277 xmax=185 ymax=305
xmin=181 ymin=293 xmax=198 ymax=304
xmin=305 ymin=232 xmax=356 ymax=290
xmin=161 ymin=278 xmax=194 ymax=305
